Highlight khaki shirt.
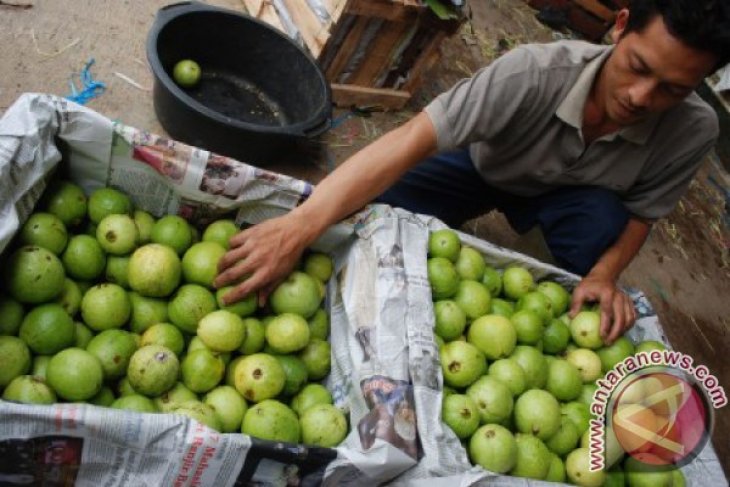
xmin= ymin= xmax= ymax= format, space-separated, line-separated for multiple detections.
xmin=424 ymin=40 xmax=719 ymax=220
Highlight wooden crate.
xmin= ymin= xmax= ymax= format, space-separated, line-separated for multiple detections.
xmin=527 ymin=0 xmax=618 ymax=41
xmin=241 ymin=0 xmax=464 ymax=110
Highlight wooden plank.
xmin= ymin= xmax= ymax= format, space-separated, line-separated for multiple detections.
xmin=311 ymin=26 xmax=334 ymax=59
xmin=242 ymin=0 xmax=263 ymax=16
xmin=322 ymin=0 xmax=349 ymax=17
xmin=312 ymin=0 xmax=350 ymax=56
xmin=380 ymin=26 xmax=426 ymax=88
xmin=347 ymin=0 xmax=461 ymax=33
xmin=311 ymin=0 xmax=353 ymax=59
xmin=321 ymin=0 xmax=335 ymax=13
xmin=332 ymin=0 xmax=350 ymax=21
xmin=331 ymin=83 xmax=411 ymax=109
xmin=318 ymin=12 xmax=354 ymax=68
xmin=567 ymin=4 xmax=611 ymax=41
xmin=527 ymin=0 xmax=616 ymax=20
xmin=573 ymin=0 xmax=615 ymax=22
xmin=526 ymin=0 xmax=612 ymax=39
xmin=349 ymin=21 xmax=409 ymax=86
xmin=325 ymin=15 xmax=370 ymax=81
xmin=401 ymin=30 xmax=446 ymax=92
xmin=347 ymin=0 xmax=419 ymax=22
xmin=282 ymin=0 xmax=327 ymax=55
xmin=242 ymin=0 xmax=287 ymax=33
xmin=243 ymin=0 xmax=350 ymax=58
xmin=527 ymin=0 xmax=570 ymax=10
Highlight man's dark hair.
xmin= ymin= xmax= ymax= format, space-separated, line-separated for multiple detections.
xmin=624 ymin=0 xmax=730 ymax=71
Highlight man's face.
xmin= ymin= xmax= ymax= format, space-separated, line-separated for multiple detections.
xmin=600 ymin=10 xmax=717 ymax=126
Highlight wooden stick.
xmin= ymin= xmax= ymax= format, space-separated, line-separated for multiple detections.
xmin=331 ymin=83 xmax=411 ymax=109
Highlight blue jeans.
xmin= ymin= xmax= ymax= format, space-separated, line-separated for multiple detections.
xmin=376 ymin=149 xmax=629 ymax=275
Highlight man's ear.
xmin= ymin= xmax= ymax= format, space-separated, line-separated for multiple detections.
xmin=611 ymin=9 xmax=630 ymax=43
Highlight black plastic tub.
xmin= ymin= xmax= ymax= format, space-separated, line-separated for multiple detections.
xmin=147 ymin=2 xmax=332 ymax=165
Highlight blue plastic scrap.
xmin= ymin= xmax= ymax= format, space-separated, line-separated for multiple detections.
xmin=65 ymin=58 xmax=106 ymax=105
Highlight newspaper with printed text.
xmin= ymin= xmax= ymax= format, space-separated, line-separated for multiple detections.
xmin=0 ymin=94 xmax=726 ymax=486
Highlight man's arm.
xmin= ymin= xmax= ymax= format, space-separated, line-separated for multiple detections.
xmin=215 ymin=111 xmax=439 ymax=304
xmin=569 ymin=217 xmax=652 ymax=344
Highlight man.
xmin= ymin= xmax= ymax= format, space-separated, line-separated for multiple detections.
xmin=215 ymin=1 xmax=729 ymax=343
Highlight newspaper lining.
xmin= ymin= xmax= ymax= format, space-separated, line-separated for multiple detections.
xmin=0 ymin=94 xmax=417 ymax=486
xmin=0 ymin=93 xmax=726 ymax=486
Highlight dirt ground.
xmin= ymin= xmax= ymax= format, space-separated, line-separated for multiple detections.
xmin=1 ymin=0 xmax=728 ymax=477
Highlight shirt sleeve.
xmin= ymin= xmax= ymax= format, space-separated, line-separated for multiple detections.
xmin=623 ymin=111 xmax=719 ymax=220
xmin=424 ymin=46 xmax=542 ymax=151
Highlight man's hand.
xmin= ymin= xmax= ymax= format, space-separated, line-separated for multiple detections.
xmin=213 ymin=111 xmax=438 ymax=307
xmin=214 ymin=213 xmax=311 ymax=307
xmin=568 ymin=274 xmax=636 ymax=345
xmin=567 ymin=217 xmax=649 ymax=345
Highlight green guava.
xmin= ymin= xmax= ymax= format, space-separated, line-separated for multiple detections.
xmin=46 ymin=348 xmax=104 ymax=401
xmin=127 ymin=345 xmax=179 ymax=397
xmin=6 ymin=245 xmax=66 ymax=303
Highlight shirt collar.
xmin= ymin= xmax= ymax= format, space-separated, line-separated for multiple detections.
xmin=556 ymin=46 xmax=659 ymax=145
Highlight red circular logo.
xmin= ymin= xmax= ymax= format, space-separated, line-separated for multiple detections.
xmin=610 ymin=371 xmax=711 ymax=466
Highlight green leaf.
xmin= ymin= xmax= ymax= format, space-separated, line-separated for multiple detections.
xmin=425 ymin=0 xmax=459 ymax=20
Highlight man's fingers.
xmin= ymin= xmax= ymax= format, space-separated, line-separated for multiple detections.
xmin=598 ymin=289 xmax=615 ymax=342
xmin=569 ymin=288 xmax=587 ymax=318
xmin=257 ymin=281 xmax=280 ymax=308
xmin=218 ymin=243 xmax=251 ymax=273
xmin=220 ymin=286 xmax=246 ymax=306
xmin=626 ymin=295 xmax=637 ymax=327
xmin=622 ymin=295 xmax=636 ymax=336
xmin=214 ymin=257 xmax=257 ymax=289
xmin=221 ymin=268 xmax=274 ymax=306
xmin=228 ymin=227 xmax=255 ymax=248
xmin=599 ymin=308 xmax=612 ymax=343
xmin=606 ymin=296 xmax=625 ymax=344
